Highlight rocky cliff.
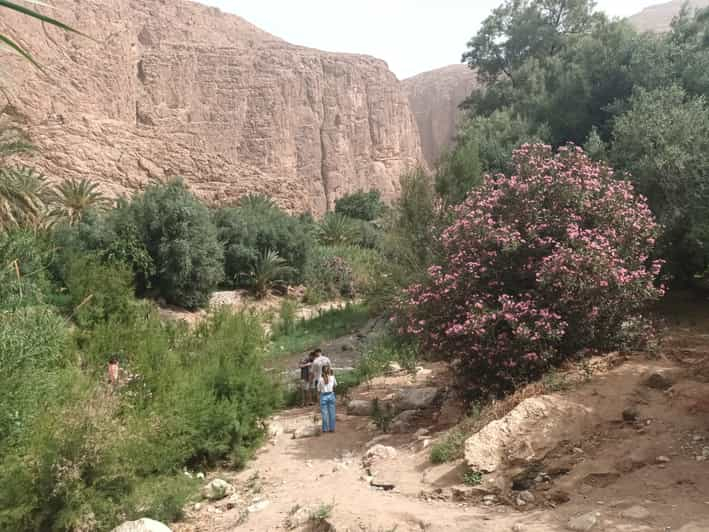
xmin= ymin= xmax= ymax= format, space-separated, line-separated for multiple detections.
xmin=0 ymin=0 xmax=424 ymax=213
xmin=628 ymin=0 xmax=709 ymax=32
xmin=402 ymin=64 xmax=478 ymax=167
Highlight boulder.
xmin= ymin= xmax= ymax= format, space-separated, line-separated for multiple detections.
xmin=566 ymin=512 xmax=599 ymax=531
xmin=465 ymin=396 xmax=593 ymax=473
xmin=201 ymin=478 xmax=235 ymax=501
xmin=347 ymin=399 xmax=374 ymax=417
xmin=363 ymin=444 xmax=397 ymax=467
xmin=111 ymin=519 xmax=172 ymax=532
xmin=389 ymin=410 xmax=419 ymax=433
xmin=395 ymin=387 xmax=440 ymax=411
xmin=644 ymin=371 xmax=673 ymax=390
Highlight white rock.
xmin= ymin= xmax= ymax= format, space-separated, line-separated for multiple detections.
xmin=465 ymin=396 xmax=592 ymax=473
xmin=268 ymin=422 xmax=284 ymax=439
xmin=567 ymin=512 xmax=599 ymax=531
xmin=292 ymin=424 xmax=321 ymax=439
xmin=620 ymin=505 xmax=650 ymax=520
xmin=656 ymin=455 xmax=671 ymax=463
xmin=111 ymin=518 xmax=172 ymax=532
xmin=286 ymin=506 xmax=312 ymax=529
xmin=196 ymin=472 xmax=205 ymax=479
xmin=247 ymin=500 xmax=270 ymax=513
xmin=364 ymin=444 xmax=398 ymax=465
xmin=201 ymin=479 xmax=234 ymax=501
xmin=193 ymin=503 xmax=202 ymax=511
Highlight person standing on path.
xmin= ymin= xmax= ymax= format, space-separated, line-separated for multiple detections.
xmin=309 ymin=348 xmax=331 ymax=390
xmin=299 ymin=351 xmax=316 ymax=406
xmin=317 ymin=365 xmax=337 ymax=433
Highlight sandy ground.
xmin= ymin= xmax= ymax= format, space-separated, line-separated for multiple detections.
xmin=172 ymin=294 xmax=709 ymax=532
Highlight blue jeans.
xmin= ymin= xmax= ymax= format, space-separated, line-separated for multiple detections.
xmin=320 ymin=392 xmax=336 ymax=432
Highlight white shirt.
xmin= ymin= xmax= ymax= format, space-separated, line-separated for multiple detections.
xmin=317 ymin=375 xmax=337 ymax=393
xmin=311 ymin=355 xmax=331 ymax=383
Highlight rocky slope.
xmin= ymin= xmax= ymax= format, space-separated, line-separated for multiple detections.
xmin=402 ymin=64 xmax=478 ymax=167
xmin=0 ymin=0 xmax=424 ymax=214
xmin=628 ymin=0 xmax=709 ymax=32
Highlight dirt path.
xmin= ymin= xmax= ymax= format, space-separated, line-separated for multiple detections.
xmin=173 ymin=294 xmax=709 ymax=532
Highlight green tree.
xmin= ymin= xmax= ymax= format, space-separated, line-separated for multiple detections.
xmin=334 ymin=190 xmax=385 ymax=221
xmin=131 ymin=179 xmax=224 ymax=308
xmin=435 ymin=137 xmax=483 ymax=206
xmin=610 ymin=85 xmax=709 ymax=282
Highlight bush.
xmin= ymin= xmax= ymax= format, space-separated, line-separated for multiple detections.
xmin=399 ymin=144 xmax=663 ymax=397
xmin=130 ymin=179 xmax=224 ymax=309
xmin=214 ymin=204 xmax=314 ymax=287
xmin=0 ymin=230 xmax=55 ymax=309
xmin=304 ymin=246 xmax=356 ymax=301
xmin=317 ymin=212 xmax=359 ymax=247
xmin=63 ymin=255 xmax=136 ymax=328
xmin=334 ymin=190 xmax=385 ymax=221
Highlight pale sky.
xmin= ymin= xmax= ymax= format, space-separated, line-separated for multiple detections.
xmin=200 ymin=0 xmax=663 ymax=79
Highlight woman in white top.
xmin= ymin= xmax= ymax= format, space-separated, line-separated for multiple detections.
xmin=317 ymin=365 xmax=337 ymax=433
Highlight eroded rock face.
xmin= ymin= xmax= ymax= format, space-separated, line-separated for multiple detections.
xmin=402 ymin=64 xmax=478 ymax=167
xmin=0 ymin=0 xmax=424 ymax=214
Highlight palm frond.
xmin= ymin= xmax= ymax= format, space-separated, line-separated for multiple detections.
xmin=48 ymin=177 xmax=107 ymax=225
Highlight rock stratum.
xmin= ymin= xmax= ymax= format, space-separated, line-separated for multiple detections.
xmin=0 ymin=0 xmax=424 ymax=213
xmin=402 ymin=64 xmax=478 ymax=168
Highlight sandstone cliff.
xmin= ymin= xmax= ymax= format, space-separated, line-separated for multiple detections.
xmin=402 ymin=65 xmax=478 ymax=167
xmin=628 ymin=0 xmax=709 ymax=32
xmin=0 ymin=0 xmax=424 ymax=213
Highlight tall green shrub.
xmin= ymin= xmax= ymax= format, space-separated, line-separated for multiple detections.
xmin=130 ymin=180 xmax=224 ymax=309
xmin=334 ymin=190 xmax=385 ymax=221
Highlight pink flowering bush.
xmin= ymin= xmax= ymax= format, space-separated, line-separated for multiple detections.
xmin=399 ymin=144 xmax=664 ymax=395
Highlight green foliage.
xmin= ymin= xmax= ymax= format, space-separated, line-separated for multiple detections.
xmin=462 ymin=470 xmax=483 ymax=486
xmin=273 ymin=299 xmax=298 ymax=337
xmin=335 ymin=190 xmax=385 ymax=221
xmin=0 ymin=229 xmax=54 ymax=309
xmin=63 ymin=254 xmax=136 ymax=328
xmin=610 ymin=85 xmax=709 ymax=282
xmin=49 ymin=178 xmax=107 ymax=226
xmin=130 ymin=179 xmax=224 ymax=308
xmin=435 ymin=137 xmax=483 ymax=206
xmin=237 ymin=193 xmax=277 ymax=211
xmin=248 ymin=249 xmax=295 ymax=299
xmin=214 ymin=203 xmax=313 ymax=288
xmin=370 ymin=398 xmax=395 ymax=432
xmin=0 ymin=166 xmax=49 ymax=230
xmin=304 ymin=246 xmax=356 ymax=302
xmin=268 ymin=303 xmax=370 ymax=357
xmin=318 ymin=212 xmax=359 ymax=246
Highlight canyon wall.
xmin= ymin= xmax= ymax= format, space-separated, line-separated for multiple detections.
xmin=0 ymin=0 xmax=424 ymax=213
xmin=402 ymin=64 xmax=478 ymax=168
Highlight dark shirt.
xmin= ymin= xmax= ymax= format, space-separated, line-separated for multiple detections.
xmin=300 ymin=356 xmax=311 ymax=381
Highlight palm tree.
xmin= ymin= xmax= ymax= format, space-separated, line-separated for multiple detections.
xmin=248 ymin=249 xmax=295 ymax=299
xmin=238 ymin=193 xmax=277 ymax=211
xmin=318 ymin=213 xmax=357 ymax=246
xmin=1 ymin=1 xmax=84 ymax=70
xmin=49 ymin=178 xmax=106 ymax=225
xmin=0 ymin=165 xmax=48 ymax=229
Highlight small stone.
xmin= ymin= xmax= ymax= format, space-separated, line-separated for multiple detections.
xmin=573 ymin=447 xmax=585 ymax=454
xmin=621 ymin=505 xmax=650 ymax=520
xmin=247 ymin=500 xmax=270 ymax=513
xmin=512 ymin=525 xmax=526 ymax=532
xmin=292 ymin=425 xmax=321 ymax=439
xmin=622 ymin=408 xmax=640 ymax=423
xmin=196 ymin=472 xmax=205 ymax=480
xmin=567 ymin=511 xmax=599 ymax=531
xmin=515 ymin=497 xmax=526 ymax=507
xmin=193 ymin=503 xmax=202 ymax=511
xmin=702 ymin=446 xmax=709 ymax=458
xmin=579 ymin=484 xmax=593 ymax=495
xmin=201 ymin=479 xmax=234 ymax=501
xmin=697 ymin=456 xmax=706 ymax=462
xmin=111 ymin=519 xmax=172 ymax=532
xmin=482 ymin=494 xmax=497 ymax=504
xmin=656 ymin=455 xmax=671 ymax=463
xmin=693 ymin=435 xmax=704 ymax=442
xmin=519 ymin=490 xmax=535 ymax=503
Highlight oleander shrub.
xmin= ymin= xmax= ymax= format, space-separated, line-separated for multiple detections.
xmin=398 ymin=144 xmax=664 ymax=396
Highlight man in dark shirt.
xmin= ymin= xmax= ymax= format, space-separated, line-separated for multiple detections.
xmin=299 ymin=351 xmax=316 ymax=406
